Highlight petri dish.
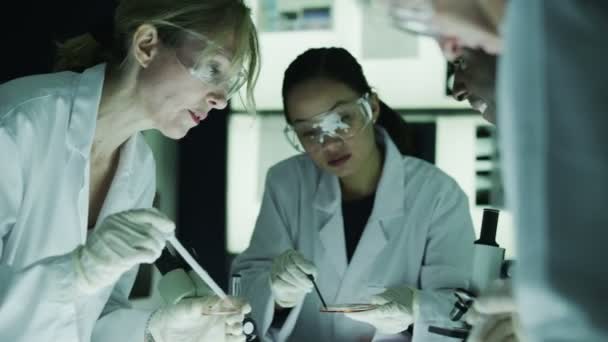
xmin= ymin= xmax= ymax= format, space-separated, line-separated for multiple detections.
xmin=201 ymin=307 xmax=242 ymax=315
xmin=201 ymin=299 xmax=244 ymax=315
xmin=319 ymin=304 xmax=378 ymax=313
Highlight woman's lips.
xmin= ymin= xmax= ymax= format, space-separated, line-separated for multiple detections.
xmin=188 ymin=110 xmax=208 ymax=124
xmin=188 ymin=110 xmax=200 ymax=124
xmin=328 ymin=154 xmax=352 ymax=167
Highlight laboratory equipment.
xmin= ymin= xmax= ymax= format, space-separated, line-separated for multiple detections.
xmin=166 ymin=236 xmax=228 ymax=299
xmin=307 ymin=274 xmax=328 ymax=310
xmin=320 ymin=304 xmax=378 ymax=313
xmin=470 ymin=209 xmax=504 ymax=294
xmin=428 ymin=208 xmax=507 ymax=340
xmin=230 ymin=274 xmax=257 ymax=341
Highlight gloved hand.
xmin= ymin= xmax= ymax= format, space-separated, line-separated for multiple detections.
xmin=465 ymin=279 xmax=524 ymax=342
xmin=270 ymin=249 xmax=317 ymax=308
xmin=148 ymin=296 xmax=252 ymax=342
xmin=73 ymin=208 xmax=175 ymax=294
xmin=345 ymin=286 xmax=415 ymax=335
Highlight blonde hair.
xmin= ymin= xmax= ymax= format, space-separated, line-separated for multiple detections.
xmin=55 ymin=0 xmax=260 ymax=112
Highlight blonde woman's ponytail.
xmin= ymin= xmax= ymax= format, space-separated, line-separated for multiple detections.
xmin=54 ymin=33 xmax=114 ymax=72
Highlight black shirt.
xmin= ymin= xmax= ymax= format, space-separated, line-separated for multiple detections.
xmin=342 ymin=193 xmax=376 ymax=262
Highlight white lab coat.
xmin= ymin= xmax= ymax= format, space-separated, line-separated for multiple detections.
xmin=499 ymin=1 xmax=608 ymax=341
xmin=232 ymin=129 xmax=475 ymax=342
xmin=0 ymin=64 xmax=157 ymax=341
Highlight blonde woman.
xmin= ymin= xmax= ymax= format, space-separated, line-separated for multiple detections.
xmin=0 ymin=1 xmax=259 ymax=341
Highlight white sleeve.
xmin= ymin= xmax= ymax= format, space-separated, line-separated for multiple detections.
xmin=411 ymin=181 xmax=475 ymax=342
xmin=0 ymin=127 xmax=83 ymax=341
xmin=499 ymin=2 xmax=608 ymax=340
xmin=231 ymin=168 xmax=303 ymax=341
xmin=91 ymin=266 xmax=155 ymax=342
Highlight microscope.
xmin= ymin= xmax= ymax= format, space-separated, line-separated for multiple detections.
xmin=428 ymin=208 xmax=514 ymax=340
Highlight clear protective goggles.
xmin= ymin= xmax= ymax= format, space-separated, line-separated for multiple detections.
xmin=173 ymin=32 xmax=248 ymax=100
xmin=446 ymin=56 xmax=467 ymax=93
xmin=284 ymin=93 xmax=374 ymax=152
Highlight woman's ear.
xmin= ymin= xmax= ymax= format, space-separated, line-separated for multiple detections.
xmin=131 ymin=24 xmax=160 ymax=68
xmin=370 ymin=92 xmax=381 ymax=123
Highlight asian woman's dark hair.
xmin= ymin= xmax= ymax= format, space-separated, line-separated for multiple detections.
xmin=282 ymin=47 xmax=414 ymax=155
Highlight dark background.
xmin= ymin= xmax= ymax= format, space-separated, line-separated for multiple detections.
xmin=0 ymin=1 xmax=115 ymax=82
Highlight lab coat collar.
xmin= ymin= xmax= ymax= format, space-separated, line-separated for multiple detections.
xmin=313 ymin=127 xmax=406 ymax=221
xmin=66 ymin=63 xmax=106 ymax=158
xmin=95 ymin=135 xmax=139 ymax=223
xmin=368 ymin=127 xmax=407 ymax=222
xmin=64 ymin=63 xmax=143 ymax=228
xmin=313 ymin=170 xmax=341 ymax=213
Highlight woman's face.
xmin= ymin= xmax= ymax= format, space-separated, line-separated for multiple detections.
xmin=285 ymin=78 xmax=380 ymax=178
xmin=135 ymin=30 xmax=241 ymax=139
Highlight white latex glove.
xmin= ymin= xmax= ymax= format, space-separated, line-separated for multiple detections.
xmin=345 ymin=287 xmax=415 ymax=335
xmin=270 ymin=249 xmax=317 ymax=308
xmin=465 ymin=279 xmax=524 ymax=342
xmin=73 ymin=208 xmax=175 ymax=294
xmin=149 ymin=296 xmax=252 ymax=342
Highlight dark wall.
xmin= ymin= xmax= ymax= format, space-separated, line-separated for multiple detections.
xmin=177 ymin=107 xmax=230 ymax=289
xmin=0 ymin=1 xmax=116 ymax=82
xmin=406 ymin=122 xmax=436 ymax=164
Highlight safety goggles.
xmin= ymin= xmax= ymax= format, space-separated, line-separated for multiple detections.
xmin=173 ymin=32 xmax=248 ymax=100
xmin=446 ymin=56 xmax=467 ymax=94
xmin=284 ymin=94 xmax=374 ymax=152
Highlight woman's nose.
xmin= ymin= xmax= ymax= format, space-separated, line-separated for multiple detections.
xmin=439 ymin=36 xmax=463 ymax=62
xmin=321 ymin=135 xmax=344 ymax=150
xmin=206 ymin=92 xmax=228 ymax=110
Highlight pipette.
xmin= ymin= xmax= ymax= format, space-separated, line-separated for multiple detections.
xmin=166 ymin=235 xmax=227 ymax=299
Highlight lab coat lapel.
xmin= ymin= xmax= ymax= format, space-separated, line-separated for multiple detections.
xmin=95 ymin=135 xmax=139 ymax=225
xmin=65 ymin=64 xmax=106 ymax=158
xmin=366 ymin=129 xmax=408 ymax=225
xmin=336 ymin=129 xmax=407 ymax=303
xmin=313 ymin=170 xmax=348 ymax=282
xmin=64 ymin=64 xmax=106 ymax=240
